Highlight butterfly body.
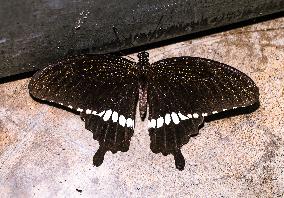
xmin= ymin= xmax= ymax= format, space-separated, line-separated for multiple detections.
xmin=29 ymin=51 xmax=259 ymax=170
xmin=137 ymin=51 xmax=150 ymax=120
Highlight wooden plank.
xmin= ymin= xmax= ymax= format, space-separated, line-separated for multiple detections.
xmin=0 ymin=0 xmax=283 ymax=78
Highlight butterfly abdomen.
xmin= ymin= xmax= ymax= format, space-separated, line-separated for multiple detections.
xmin=138 ymin=81 xmax=148 ymax=120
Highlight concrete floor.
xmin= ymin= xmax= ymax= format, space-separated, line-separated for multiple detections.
xmin=0 ymin=17 xmax=283 ymax=197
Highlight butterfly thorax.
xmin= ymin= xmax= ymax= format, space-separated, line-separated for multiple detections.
xmin=137 ymin=51 xmax=149 ymax=120
xmin=137 ymin=51 xmax=150 ymax=73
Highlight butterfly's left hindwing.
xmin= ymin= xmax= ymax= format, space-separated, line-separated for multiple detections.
xmin=29 ymin=54 xmax=139 ymax=165
xmin=147 ymin=56 xmax=259 ymax=170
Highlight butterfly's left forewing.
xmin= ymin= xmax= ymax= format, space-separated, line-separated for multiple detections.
xmin=29 ymin=54 xmax=139 ymax=165
xmin=147 ymin=56 xmax=259 ymax=170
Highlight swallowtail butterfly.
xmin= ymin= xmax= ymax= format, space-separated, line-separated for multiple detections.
xmin=29 ymin=51 xmax=259 ymax=170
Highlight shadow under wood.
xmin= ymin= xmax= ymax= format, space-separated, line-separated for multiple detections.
xmin=0 ymin=71 xmax=35 ymax=84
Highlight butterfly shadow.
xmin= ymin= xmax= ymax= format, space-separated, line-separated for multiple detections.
xmin=30 ymin=95 xmax=80 ymax=115
xmin=203 ymin=101 xmax=260 ymax=124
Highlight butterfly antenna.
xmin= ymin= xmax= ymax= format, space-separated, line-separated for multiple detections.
xmin=112 ymin=26 xmax=122 ymax=44
xmin=148 ymin=5 xmax=175 ymax=45
xmin=148 ymin=15 xmax=164 ymax=42
xmin=113 ymin=26 xmax=136 ymax=48
xmin=112 ymin=26 xmax=136 ymax=61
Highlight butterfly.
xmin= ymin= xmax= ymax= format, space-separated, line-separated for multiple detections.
xmin=28 ymin=51 xmax=259 ymax=170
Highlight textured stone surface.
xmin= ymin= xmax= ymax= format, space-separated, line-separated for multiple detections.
xmin=0 ymin=17 xmax=283 ymax=197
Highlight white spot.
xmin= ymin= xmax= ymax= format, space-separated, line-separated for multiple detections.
xmin=156 ymin=117 xmax=164 ymax=128
xmin=92 ymin=111 xmax=97 ymax=115
xmin=233 ymin=107 xmax=237 ymax=109
xmin=165 ymin=114 xmax=171 ymax=125
xmin=202 ymin=113 xmax=208 ymax=116
xmin=171 ymin=112 xmax=180 ymax=124
xmin=187 ymin=114 xmax=193 ymax=118
xmin=103 ymin=109 xmax=112 ymax=121
xmin=112 ymin=111 xmax=118 ymax=122
xmin=119 ymin=115 xmax=126 ymax=127
xmin=178 ymin=113 xmax=189 ymax=120
xmin=77 ymin=108 xmax=83 ymax=112
xmin=68 ymin=105 xmax=73 ymax=109
xmin=59 ymin=103 xmax=63 ymax=105
xmin=97 ymin=111 xmax=105 ymax=117
xmin=212 ymin=111 xmax=218 ymax=114
xmin=126 ymin=118 xmax=133 ymax=128
xmin=193 ymin=113 xmax=199 ymax=118
xmin=86 ymin=109 xmax=92 ymax=114
xmin=148 ymin=119 xmax=156 ymax=128
xmin=223 ymin=109 xmax=227 ymax=111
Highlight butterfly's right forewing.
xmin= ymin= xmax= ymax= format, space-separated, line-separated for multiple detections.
xmin=29 ymin=54 xmax=139 ymax=165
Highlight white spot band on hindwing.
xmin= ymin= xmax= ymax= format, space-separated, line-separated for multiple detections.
xmin=48 ymin=101 xmax=238 ymax=131
xmin=43 ymin=102 xmax=135 ymax=128
xmin=147 ymin=107 xmax=243 ymax=128
xmin=148 ymin=112 xmax=204 ymax=128
xmin=74 ymin=107 xmax=134 ymax=128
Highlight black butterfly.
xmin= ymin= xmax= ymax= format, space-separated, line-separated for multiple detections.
xmin=29 ymin=51 xmax=259 ymax=170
